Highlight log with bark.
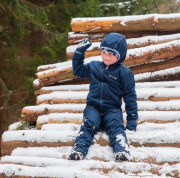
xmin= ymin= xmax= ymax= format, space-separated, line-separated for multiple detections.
xmin=35 ymin=40 xmax=180 ymax=88
xmin=2 ymin=124 xmax=180 ymax=156
xmin=35 ymin=80 xmax=180 ymax=95
xmin=34 ymin=66 xmax=180 ymax=88
xmin=68 ymin=31 xmax=163 ymax=45
xmin=135 ymin=66 xmax=180 ymax=82
xmin=68 ymin=32 xmax=106 ymax=45
xmin=131 ymin=56 xmax=180 ymax=75
xmin=71 ymin=14 xmax=180 ymax=33
xmin=67 ymin=33 xmax=180 ymax=60
xmin=35 ymin=87 xmax=180 ymax=106
xmin=21 ymin=99 xmax=180 ymax=124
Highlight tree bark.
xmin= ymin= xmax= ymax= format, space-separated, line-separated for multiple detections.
xmin=71 ymin=14 xmax=180 ymax=33
xmin=131 ymin=56 xmax=180 ymax=74
xmin=68 ymin=31 xmax=178 ymax=45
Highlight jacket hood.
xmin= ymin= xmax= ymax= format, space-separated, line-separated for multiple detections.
xmin=100 ymin=33 xmax=127 ymax=64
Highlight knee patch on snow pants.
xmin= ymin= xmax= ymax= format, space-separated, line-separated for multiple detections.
xmin=83 ymin=118 xmax=99 ymax=133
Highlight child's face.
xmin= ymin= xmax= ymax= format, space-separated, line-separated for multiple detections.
xmin=101 ymin=50 xmax=118 ymax=66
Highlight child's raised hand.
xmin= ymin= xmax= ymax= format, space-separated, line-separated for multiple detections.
xmin=76 ymin=38 xmax=92 ymax=54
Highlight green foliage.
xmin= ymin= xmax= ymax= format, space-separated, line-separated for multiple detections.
xmin=0 ymin=0 xmax=103 ymax=114
xmin=40 ymin=46 xmax=56 ymax=62
xmin=16 ymin=121 xmax=27 ymax=130
xmin=48 ymin=0 xmax=102 ymax=33
xmin=99 ymin=0 xmax=180 ymax=16
xmin=11 ymin=121 xmax=36 ymax=130
xmin=0 ymin=0 xmax=49 ymax=44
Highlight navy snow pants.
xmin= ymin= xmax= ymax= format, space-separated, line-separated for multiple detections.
xmin=73 ymin=105 xmax=129 ymax=157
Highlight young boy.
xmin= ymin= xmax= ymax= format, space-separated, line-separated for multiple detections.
xmin=68 ymin=33 xmax=138 ymax=162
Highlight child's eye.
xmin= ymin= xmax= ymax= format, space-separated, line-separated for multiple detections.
xmin=109 ymin=52 xmax=112 ymax=55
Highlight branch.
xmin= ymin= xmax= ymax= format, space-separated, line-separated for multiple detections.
xmin=0 ymin=91 xmax=29 ymax=110
xmin=0 ymin=76 xmax=10 ymax=109
xmin=0 ymin=95 xmax=10 ymax=110
xmin=0 ymin=76 xmax=8 ymax=94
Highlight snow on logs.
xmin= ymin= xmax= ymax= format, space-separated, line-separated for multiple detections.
xmin=20 ymin=81 xmax=180 ymax=124
xmin=8 ymin=133 xmax=180 ymax=164
xmin=135 ymin=66 xmax=180 ymax=82
xmin=20 ymin=80 xmax=180 ymax=126
xmin=42 ymin=40 xmax=180 ymax=71
xmin=34 ymin=40 xmax=180 ymax=88
xmin=7 ymin=144 xmax=180 ymax=164
xmin=34 ymin=64 xmax=180 ymax=90
xmin=1 ymin=159 xmax=180 ymax=177
xmin=68 ymin=32 xmax=106 ymax=45
xmin=1 ymin=156 xmax=180 ymax=177
xmin=68 ymin=32 xmax=180 ymax=46
xmin=1 ymin=122 xmax=180 ymax=156
xmin=35 ymin=88 xmax=180 ymax=105
xmin=36 ymin=88 xmax=180 ymax=105
xmin=130 ymin=56 xmax=180 ymax=75
xmin=71 ymin=14 xmax=180 ymax=33
xmin=34 ymin=81 xmax=180 ymax=95
xmin=66 ymin=33 xmax=180 ymax=60
xmin=21 ymin=100 xmax=180 ymax=125
xmin=35 ymin=111 xmax=180 ymax=129
xmin=125 ymin=40 xmax=180 ymax=66
xmin=1 ymin=143 xmax=180 ymax=175
xmin=35 ymin=84 xmax=89 ymax=95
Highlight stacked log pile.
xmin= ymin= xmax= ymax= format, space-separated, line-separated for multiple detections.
xmin=1 ymin=13 xmax=180 ymax=177
xmin=69 ymin=13 xmax=180 ymax=44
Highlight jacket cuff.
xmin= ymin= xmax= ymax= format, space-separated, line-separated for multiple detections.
xmin=75 ymin=50 xmax=83 ymax=55
xmin=126 ymin=120 xmax=137 ymax=131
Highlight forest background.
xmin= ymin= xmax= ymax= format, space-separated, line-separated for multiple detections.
xmin=0 ymin=0 xmax=180 ymax=136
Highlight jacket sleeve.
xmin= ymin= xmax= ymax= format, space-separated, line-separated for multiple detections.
xmin=72 ymin=51 xmax=91 ymax=79
xmin=122 ymin=70 xmax=138 ymax=131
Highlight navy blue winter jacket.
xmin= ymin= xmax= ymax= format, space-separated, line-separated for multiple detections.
xmin=72 ymin=33 xmax=138 ymax=129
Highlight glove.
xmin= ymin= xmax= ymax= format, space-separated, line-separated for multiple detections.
xmin=76 ymin=38 xmax=92 ymax=54
xmin=126 ymin=121 xmax=137 ymax=132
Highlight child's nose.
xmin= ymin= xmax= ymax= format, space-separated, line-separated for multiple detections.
xmin=105 ymin=54 xmax=110 ymax=59
xmin=105 ymin=56 xmax=109 ymax=60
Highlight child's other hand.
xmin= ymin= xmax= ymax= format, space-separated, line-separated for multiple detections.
xmin=76 ymin=38 xmax=92 ymax=53
xmin=126 ymin=123 xmax=137 ymax=132
xmin=126 ymin=129 xmax=135 ymax=135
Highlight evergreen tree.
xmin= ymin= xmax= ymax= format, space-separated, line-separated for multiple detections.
xmin=99 ymin=0 xmax=180 ymax=16
xmin=0 ymin=0 xmax=102 ymax=127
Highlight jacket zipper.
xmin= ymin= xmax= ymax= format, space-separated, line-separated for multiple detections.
xmin=101 ymin=68 xmax=105 ymax=112
xmin=100 ymin=65 xmax=108 ymax=112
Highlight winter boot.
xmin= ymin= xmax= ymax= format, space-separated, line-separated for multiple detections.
xmin=115 ymin=152 xmax=130 ymax=162
xmin=68 ymin=151 xmax=84 ymax=160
